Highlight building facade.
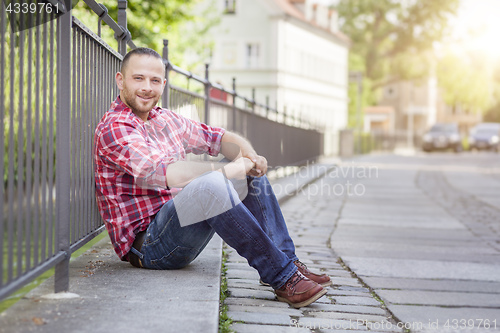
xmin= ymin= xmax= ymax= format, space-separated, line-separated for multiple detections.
xmin=378 ymin=77 xmax=481 ymax=141
xmin=209 ymin=0 xmax=350 ymax=156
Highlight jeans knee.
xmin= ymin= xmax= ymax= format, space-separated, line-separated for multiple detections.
xmin=193 ymin=171 xmax=236 ymax=202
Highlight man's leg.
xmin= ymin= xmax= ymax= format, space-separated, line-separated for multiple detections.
xmin=241 ymin=175 xmax=298 ymax=262
xmin=137 ymin=172 xmax=294 ymax=287
xmin=135 ymin=171 xmax=326 ymax=307
xmin=240 ymin=175 xmax=332 ymax=287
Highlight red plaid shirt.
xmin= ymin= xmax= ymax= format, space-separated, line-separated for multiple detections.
xmin=94 ymin=96 xmax=225 ymax=260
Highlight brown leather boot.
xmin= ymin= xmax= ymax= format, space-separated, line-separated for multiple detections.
xmin=275 ymin=271 xmax=326 ymax=308
xmin=294 ymin=260 xmax=332 ymax=287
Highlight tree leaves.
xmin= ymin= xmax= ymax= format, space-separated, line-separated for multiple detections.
xmin=72 ymin=0 xmax=219 ymax=70
xmin=336 ymin=0 xmax=459 ymax=86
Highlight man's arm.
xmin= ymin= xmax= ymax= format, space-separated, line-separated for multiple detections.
xmin=165 ymin=158 xmax=254 ymax=188
xmin=220 ymin=131 xmax=268 ymax=177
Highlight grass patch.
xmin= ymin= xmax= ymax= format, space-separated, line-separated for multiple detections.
xmin=219 ymin=246 xmax=234 ymax=333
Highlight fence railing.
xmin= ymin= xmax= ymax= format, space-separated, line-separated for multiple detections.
xmin=1 ymin=0 xmax=323 ymax=302
xmin=353 ymin=131 xmax=423 ymax=154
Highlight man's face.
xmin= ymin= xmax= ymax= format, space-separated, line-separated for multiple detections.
xmin=116 ymin=54 xmax=166 ymax=120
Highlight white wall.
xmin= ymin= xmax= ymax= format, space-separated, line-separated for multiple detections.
xmin=278 ymin=20 xmax=348 ymax=155
xmin=209 ymin=0 xmax=349 ymax=156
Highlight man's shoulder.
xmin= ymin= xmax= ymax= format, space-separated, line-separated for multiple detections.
xmin=97 ymin=109 xmax=139 ymax=133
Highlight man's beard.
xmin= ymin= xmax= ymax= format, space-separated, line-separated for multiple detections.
xmin=121 ymin=86 xmax=160 ymax=116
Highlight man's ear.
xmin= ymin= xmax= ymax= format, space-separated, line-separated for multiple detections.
xmin=116 ymin=72 xmax=124 ymax=90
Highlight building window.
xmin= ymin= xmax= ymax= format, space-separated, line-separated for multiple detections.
xmin=246 ymin=43 xmax=259 ymax=68
xmin=224 ymin=0 xmax=236 ymax=14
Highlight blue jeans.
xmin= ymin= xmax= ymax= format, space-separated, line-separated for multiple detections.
xmin=130 ymin=171 xmax=298 ymax=289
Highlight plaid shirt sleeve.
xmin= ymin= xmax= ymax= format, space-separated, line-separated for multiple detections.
xmin=168 ymin=111 xmax=225 ymax=157
xmin=99 ymin=121 xmax=174 ymax=189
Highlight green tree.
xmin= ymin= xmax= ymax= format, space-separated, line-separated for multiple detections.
xmin=72 ymin=0 xmax=219 ymax=71
xmin=437 ymin=51 xmax=492 ymax=114
xmin=483 ymin=60 xmax=500 ymax=122
xmin=347 ymin=53 xmax=378 ymax=129
xmin=336 ymin=0 xmax=459 ymax=90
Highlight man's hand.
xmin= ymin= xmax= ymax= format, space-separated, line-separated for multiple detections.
xmin=222 ymin=157 xmax=255 ymax=179
xmin=245 ymin=153 xmax=268 ymax=177
xmin=220 ymin=131 xmax=268 ymax=177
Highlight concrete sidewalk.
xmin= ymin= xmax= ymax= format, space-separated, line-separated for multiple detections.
xmin=330 ymin=153 xmax=500 ymax=333
xmin=0 ymin=160 xmax=337 ymax=333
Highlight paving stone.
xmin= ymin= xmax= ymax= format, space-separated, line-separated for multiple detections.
xmin=226 ymin=278 xmax=257 ymax=285
xmin=328 ymin=270 xmax=353 ymax=278
xmin=321 ymin=328 xmax=384 ymax=333
xmin=342 ymin=257 xmax=500 ymax=282
xmin=337 ymin=286 xmax=370 ymax=292
xmin=334 ymin=296 xmax=382 ymax=306
xmin=377 ymin=289 xmax=500 ymax=307
xmin=313 ymin=295 xmax=335 ymax=304
xmin=226 ymin=269 xmax=261 ymax=281
xmin=225 ymin=298 xmax=291 ymax=308
xmin=326 ymin=288 xmax=373 ymax=297
xmin=307 ymin=311 xmax=391 ymax=323
xmin=297 ymin=317 xmax=368 ymax=331
xmin=228 ymin=304 xmax=302 ymax=316
xmin=387 ymin=305 xmax=500 ymax=332
xmin=230 ymin=323 xmax=311 ymax=333
xmin=228 ymin=311 xmax=292 ymax=326
xmin=304 ymin=303 xmax=386 ymax=315
xmin=228 ymin=288 xmax=276 ymax=301
xmin=227 ymin=281 xmax=272 ymax=292
xmin=363 ymin=276 xmax=500 ymax=294
xmin=331 ymin=277 xmax=363 ymax=287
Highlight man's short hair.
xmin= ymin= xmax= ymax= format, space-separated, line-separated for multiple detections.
xmin=121 ymin=47 xmax=166 ymax=75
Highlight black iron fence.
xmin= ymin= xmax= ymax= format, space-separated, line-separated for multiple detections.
xmin=353 ymin=131 xmax=423 ymax=154
xmin=1 ymin=0 xmax=323 ymax=302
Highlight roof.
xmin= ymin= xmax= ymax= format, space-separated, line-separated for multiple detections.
xmin=364 ymin=106 xmax=395 ymax=114
xmin=272 ymin=0 xmax=350 ymax=44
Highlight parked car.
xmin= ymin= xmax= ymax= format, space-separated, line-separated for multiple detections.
xmin=422 ymin=123 xmax=463 ymax=152
xmin=468 ymin=123 xmax=500 ymax=152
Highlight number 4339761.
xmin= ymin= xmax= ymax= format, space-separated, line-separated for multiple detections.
xmin=444 ymin=319 xmax=496 ymax=329
xmin=5 ymin=2 xmax=59 ymax=14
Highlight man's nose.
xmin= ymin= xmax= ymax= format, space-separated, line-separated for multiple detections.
xmin=141 ymin=79 xmax=153 ymax=91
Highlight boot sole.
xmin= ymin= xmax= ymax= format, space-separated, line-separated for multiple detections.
xmin=321 ymin=280 xmax=333 ymax=287
xmin=276 ymin=288 xmax=327 ymax=308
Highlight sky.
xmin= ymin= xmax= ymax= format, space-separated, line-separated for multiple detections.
xmin=449 ymin=0 xmax=500 ymax=58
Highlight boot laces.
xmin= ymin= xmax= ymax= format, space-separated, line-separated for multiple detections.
xmin=295 ymin=260 xmax=308 ymax=270
xmin=288 ymin=271 xmax=305 ymax=289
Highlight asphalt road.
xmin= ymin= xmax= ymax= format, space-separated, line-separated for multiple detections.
xmin=330 ymin=150 xmax=500 ymax=332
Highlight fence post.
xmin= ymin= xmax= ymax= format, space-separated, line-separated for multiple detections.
xmin=117 ymin=0 xmax=128 ymax=56
xmin=204 ymin=64 xmax=210 ymax=125
xmin=55 ymin=5 xmax=72 ymax=293
xmin=162 ymin=39 xmax=170 ymax=109
xmin=266 ymin=96 xmax=269 ymax=118
xmin=252 ymin=88 xmax=256 ymax=113
xmin=232 ymin=77 xmax=236 ymax=131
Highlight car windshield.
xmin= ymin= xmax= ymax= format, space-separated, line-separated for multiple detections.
xmin=430 ymin=125 xmax=457 ymax=133
xmin=475 ymin=128 xmax=498 ymax=135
